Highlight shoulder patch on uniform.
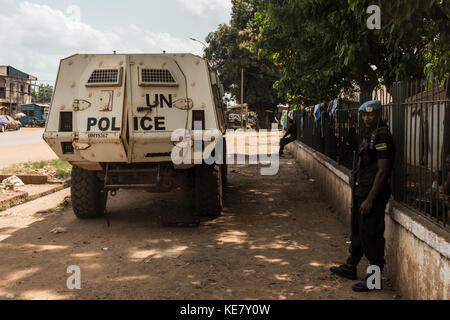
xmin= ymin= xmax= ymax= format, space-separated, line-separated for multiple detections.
xmin=375 ymin=143 xmax=388 ymax=151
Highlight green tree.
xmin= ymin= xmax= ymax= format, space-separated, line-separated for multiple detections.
xmin=32 ymin=84 xmax=53 ymax=103
xmin=255 ymin=0 xmax=449 ymax=101
xmin=350 ymin=0 xmax=449 ymax=83
xmin=204 ymin=0 xmax=282 ymax=127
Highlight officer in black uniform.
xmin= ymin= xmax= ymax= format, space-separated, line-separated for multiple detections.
xmin=279 ymin=113 xmax=297 ymax=156
xmin=330 ymin=100 xmax=396 ymax=292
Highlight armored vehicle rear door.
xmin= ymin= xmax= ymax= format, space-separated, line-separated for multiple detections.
xmin=45 ymin=54 xmax=129 ymax=162
xmin=127 ymin=54 xmax=194 ymax=162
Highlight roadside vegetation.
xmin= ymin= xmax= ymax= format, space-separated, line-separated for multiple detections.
xmin=205 ymin=0 xmax=449 ymax=105
xmin=0 ymin=160 xmax=72 ymax=180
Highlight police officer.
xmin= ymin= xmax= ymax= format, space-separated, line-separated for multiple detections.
xmin=330 ymin=100 xmax=396 ymax=292
xmin=279 ymin=112 xmax=297 ymax=156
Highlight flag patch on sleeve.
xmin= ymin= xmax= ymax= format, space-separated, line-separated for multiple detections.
xmin=375 ymin=143 xmax=388 ymax=151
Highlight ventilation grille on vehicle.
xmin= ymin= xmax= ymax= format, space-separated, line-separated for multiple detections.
xmin=86 ymin=68 xmax=122 ymax=86
xmin=61 ymin=142 xmax=74 ymax=154
xmin=141 ymin=69 xmax=176 ymax=84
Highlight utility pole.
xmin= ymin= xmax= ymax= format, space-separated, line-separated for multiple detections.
xmin=241 ymin=68 xmax=244 ymax=128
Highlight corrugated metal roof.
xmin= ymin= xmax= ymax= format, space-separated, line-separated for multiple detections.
xmin=0 ymin=65 xmax=36 ymax=80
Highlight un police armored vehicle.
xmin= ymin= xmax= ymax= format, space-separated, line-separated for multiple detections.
xmin=43 ymin=53 xmax=227 ymax=221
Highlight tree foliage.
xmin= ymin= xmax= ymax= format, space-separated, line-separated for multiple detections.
xmin=204 ymin=0 xmax=282 ymax=121
xmin=32 ymin=84 xmax=53 ymax=103
xmin=255 ymin=0 xmax=449 ymax=101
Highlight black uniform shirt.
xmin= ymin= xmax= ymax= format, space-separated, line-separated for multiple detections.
xmin=370 ymin=130 xmax=396 ymax=160
xmin=357 ymin=127 xmax=396 ymax=185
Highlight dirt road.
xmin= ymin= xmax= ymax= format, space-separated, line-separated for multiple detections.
xmin=0 ymin=154 xmax=398 ymax=300
xmin=0 ymin=128 xmax=57 ymax=169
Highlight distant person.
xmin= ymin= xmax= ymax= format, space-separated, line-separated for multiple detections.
xmin=279 ymin=112 xmax=297 ymax=156
xmin=330 ymin=100 xmax=396 ymax=292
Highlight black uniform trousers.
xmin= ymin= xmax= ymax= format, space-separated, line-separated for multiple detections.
xmin=346 ymin=184 xmax=391 ymax=269
xmin=279 ymin=136 xmax=296 ymax=155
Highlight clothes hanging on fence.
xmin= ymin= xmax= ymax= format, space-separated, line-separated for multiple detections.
xmin=315 ymin=103 xmax=323 ymax=128
xmin=330 ymin=98 xmax=339 ymax=118
xmin=310 ymin=105 xmax=316 ymax=119
xmin=281 ymin=111 xmax=287 ymax=129
xmin=288 ymin=110 xmax=294 ymax=120
xmin=327 ymin=101 xmax=333 ymax=115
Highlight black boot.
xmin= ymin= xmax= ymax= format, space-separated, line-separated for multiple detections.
xmin=352 ymin=266 xmax=383 ymax=292
xmin=351 ymin=275 xmax=383 ymax=292
xmin=330 ymin=264 xmax=357 ymax=280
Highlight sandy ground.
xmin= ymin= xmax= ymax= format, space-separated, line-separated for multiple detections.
xmin=0 ymin=151 xmax=399 ymax=300
xmin=0 ymin=128 xmax=57 ymax=169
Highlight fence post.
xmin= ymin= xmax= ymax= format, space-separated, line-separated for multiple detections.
xmin=392 ymin=82 xmax=406 ymax=202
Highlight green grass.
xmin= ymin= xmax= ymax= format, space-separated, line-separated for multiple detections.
xmin=1 ymin=167 xmax=23 ymax=175
xmin=55 ymin=168 xmax=71 ymax=179
xmin=24 ymin=161 xmax=46 ymax=169
xmin=1 ymin=159 xmax=72 ymax=180
xmin=48 ymin=159 xmax=72 ymax=171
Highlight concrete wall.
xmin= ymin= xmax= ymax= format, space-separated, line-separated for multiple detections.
xmin=287 ymin=141 xmax=450 ymax=300
xmin=288 ymin=141 xmax=353 ymax=226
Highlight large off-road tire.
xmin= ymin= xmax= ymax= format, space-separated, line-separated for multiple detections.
xmin=221 ymin=163 xmax=228 ymax=189
xmin=194 ymin=164 xmax=223 ymax=217
xmin=0 ymin=125 xmax=5 ymax=133
xmin=71 ymin=166 xmax=105 ymax=219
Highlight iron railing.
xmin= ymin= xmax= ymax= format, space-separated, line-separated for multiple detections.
xmin=296 ymin=99 xmax=360 ymax=169
xmin=295 ymin=79 xmax=449 ymax=228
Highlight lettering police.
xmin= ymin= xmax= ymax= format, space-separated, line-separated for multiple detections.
xmin=87 ymin=116 xmax=166 ymax=132
xmin=87 ymin=92 xmax=171 ymax=132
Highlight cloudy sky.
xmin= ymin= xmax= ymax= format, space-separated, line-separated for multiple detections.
xmin=0 ymin=0 xmax=232 ymax=84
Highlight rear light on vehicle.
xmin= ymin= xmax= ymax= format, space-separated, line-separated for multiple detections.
xmin=59 ymin=112 xmax=72 ymax=132
xmin=61 ymin=142 xmax=74 ymax=154
xmin=192 ymin=110 xmax=205 ymax=130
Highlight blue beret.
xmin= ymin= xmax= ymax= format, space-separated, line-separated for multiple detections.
xmin=359 ymin=100 xmax=382 ymax=113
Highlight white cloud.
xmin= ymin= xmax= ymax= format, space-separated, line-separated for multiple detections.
xmin=0 ymin=2 xmax=202 ymax=82
xmin=176 ymin=0 xmax=232 ymax=17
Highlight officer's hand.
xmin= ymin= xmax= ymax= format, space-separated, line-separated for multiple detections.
xmin=360 ymin=200 xmax=373 ymax=215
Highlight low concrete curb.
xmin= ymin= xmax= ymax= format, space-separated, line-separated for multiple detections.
xmin=0 ymin=192 xmax=28 ymax=211
xmin=0 ymin=180 xmax=71 ymax=212
xmin=0 ymin=174 xmax=48 ymax=184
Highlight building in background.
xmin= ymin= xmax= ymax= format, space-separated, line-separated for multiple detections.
xmin=0 ymin=66 xmax=37 ymax=115
xmin=19 ymin=103 xmax=50 ymax=125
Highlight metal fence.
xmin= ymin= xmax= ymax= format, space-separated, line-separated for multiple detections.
xmin=296 ymin=99 xmax=360 ymax=169
xmin=295 ymin=79 xmax=450 ymax=228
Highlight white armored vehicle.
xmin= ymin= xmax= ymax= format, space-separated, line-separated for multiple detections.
xmin=44 ymin=53 xmax=227 ymax=222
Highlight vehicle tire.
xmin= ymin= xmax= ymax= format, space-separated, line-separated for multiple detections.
xmin=194 ymin=164 xmax=223 ymax=217
xmin=221 ymin=163 xmax=228 ymax=189
xmin=0 ymin=125 xmax=5 ymax=133
xmin=71 ymin=166 xmax=105 ymax=219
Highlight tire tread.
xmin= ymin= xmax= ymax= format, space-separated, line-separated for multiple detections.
xmin=71 ymin=166 xmax=105 ymax=219
xmin=194 ymin=165 xmax=221 ymax=217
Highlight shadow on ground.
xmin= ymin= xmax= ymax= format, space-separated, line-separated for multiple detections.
xmin=0 ymin=154 xmax=399 ymax=300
